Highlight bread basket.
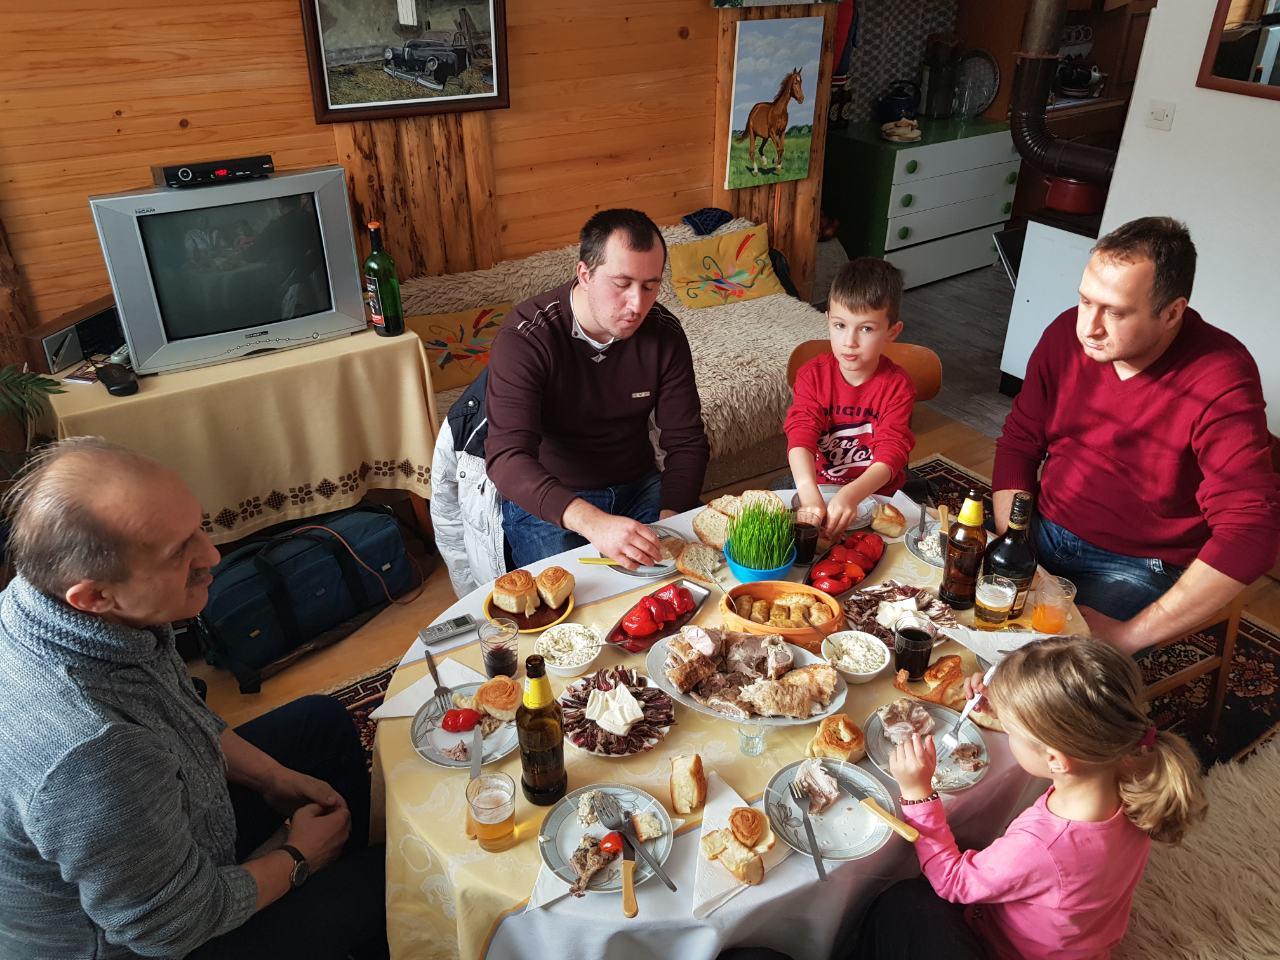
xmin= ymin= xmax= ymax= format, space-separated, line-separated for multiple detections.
xmin=718 ymin=580 xmax=846 ymax=655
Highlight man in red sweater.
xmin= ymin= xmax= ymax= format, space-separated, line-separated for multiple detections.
xmin=485 ymin=209 xmax=710 ymax=568
xmin=994 ymin=217 xmax=1280 ymax=654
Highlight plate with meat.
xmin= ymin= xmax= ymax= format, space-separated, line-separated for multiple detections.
xmin=764 ymin=758 xmax=896 ymax=861
xmin=537 ymin=783 xmax=674 ymax=895
xmin=863 ymin=698 xmax=989 ymax=792
xmin=409 ymin=679 xmax=520 ymax=769
xmin=646 ymin=624 xmax=848 ymax=727
xmin=604 ymin=579 xmax=711 ymax=654
xmin=559 ymin=667 xmax=675 ymax=757
xmin=842 ymin=581 xmax=959 ymax=646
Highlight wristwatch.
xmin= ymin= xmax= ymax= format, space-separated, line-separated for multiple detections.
xmin=279 ymin=844 xmax=310 ymax=888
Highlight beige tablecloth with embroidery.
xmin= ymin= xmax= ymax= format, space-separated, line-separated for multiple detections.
xmin=46 ymin=330 xmax=439 ymax=543
xmin=376 ymin=542 xmax=1087 ymax=960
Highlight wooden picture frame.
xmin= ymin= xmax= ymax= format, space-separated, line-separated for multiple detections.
xmin=1196 ymin=0 xmax=1280 ymax=101
xmin=299 ymin=0 xmax=510 ymax=123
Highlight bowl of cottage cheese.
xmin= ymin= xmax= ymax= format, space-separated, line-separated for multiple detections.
xmin=822 ymin=630 xmax=891 ymax=684
xmin=534 ymin=624 xmax=605 ymax=677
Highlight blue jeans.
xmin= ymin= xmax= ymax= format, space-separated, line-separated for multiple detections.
xmin=1033 ymin=516 xmax=1183 ymax=621
xmin=501 ymin=471 xmax=663 ymax=567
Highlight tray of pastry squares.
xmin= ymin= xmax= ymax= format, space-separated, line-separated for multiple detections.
xmin=484 ymin=566 xmax=576 ymax=633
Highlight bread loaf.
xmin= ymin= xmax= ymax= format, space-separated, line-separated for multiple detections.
xmin=669 ymin=754 xmax=707 ymax=814
xmin=535 ymin=566 xmax=574 ymax=609
xmin=870 ymin=503 xmax=907 ymax=538
xmin=492 ymin=569 xmax=538 ymax=616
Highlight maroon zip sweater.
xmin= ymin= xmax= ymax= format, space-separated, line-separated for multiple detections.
xmin=484 ymin=280 xmax=710 ymax=525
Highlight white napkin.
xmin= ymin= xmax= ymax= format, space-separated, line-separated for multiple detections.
xmin=939 ymin=625 xmax=1053 ymax=667
xmin=369 ymin=659 xmax=486 ymax=719
xmin=693 ymin=771 xmax=792 ymax=919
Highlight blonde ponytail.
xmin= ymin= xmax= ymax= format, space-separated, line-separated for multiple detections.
xmin=987 ymin=635 xmax=1208 ymax=845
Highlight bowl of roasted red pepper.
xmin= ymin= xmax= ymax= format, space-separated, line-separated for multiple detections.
xmin=806 ymin=530 xmax=886 ymax=597
xmin=607 ymin=579 xmax=711 ymax=653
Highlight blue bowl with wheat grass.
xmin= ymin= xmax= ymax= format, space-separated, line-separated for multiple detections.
xmin=724 ymin=540 xmax=797 ymax=584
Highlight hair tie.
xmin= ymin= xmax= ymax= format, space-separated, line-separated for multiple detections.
xmin=1139 ymin=726 xmax=1158 ymax=750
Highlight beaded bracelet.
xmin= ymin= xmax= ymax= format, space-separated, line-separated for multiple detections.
xmin=899 ymin=792 xmax=940 ymax=805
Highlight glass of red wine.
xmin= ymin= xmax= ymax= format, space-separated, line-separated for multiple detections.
xmin=792 ymin=507 xmax=823 ymax=566
xmin=479 ymin=619 xmax=519 ymax=678
xmin=893 ymin=612 xmax=937 ymax=681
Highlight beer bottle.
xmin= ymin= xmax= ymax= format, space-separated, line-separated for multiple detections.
xmin=940 ymin=489 xmax=987 ymax=610
xmin=983 ymin=492 xmax=1037 ymax=618
xmin=363 ymin=220 xmax=404 ymax=337
xmin=516 ymin=655 xmax=566 ymax=806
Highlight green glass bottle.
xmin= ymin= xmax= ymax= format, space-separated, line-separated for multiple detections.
xmin=362 ymin=220 xmax=404 ymax=337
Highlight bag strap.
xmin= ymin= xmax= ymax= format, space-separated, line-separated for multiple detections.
xmin=251 ymin=553 xmax=304 ymax=651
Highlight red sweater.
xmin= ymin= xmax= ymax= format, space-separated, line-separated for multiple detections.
xmin=994 ymin=308 xmax=1280 ymax=583
xmin=784 ymin=353 xmax=916 ymax=491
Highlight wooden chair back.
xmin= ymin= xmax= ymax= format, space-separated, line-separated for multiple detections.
xmin=785 ymin=340 xmax=942 ymax=403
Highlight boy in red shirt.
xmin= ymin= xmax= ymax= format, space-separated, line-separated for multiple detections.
xmin=784 ymin=258 xmax=916 ymax=537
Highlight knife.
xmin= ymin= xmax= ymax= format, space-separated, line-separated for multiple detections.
xmin=464 ymin=725 xmax=483 ymax=839
xmin=620 ymin=832 xmax=638 ymax=918
xmin=844 ymin=779 xmax=919 ymax=843
xmin=619 ymin=818 xmax=677 ymax=892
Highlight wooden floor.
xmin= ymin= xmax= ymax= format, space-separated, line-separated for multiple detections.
xmin=197 ymin=403 xmax=1280 ymax=726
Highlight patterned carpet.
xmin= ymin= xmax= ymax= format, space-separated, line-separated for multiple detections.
xmin=332 ymin=456 xmax=1280 ymax=769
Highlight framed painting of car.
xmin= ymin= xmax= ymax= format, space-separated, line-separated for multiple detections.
xmin=300 ymin=0 xmax=509 ymax=122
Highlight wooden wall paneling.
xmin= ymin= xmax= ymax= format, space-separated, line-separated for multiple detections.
xmin=0 ymin=218 xmax=34 ymax=367
xmin=460 ymin=113 xmax=499 ymax=271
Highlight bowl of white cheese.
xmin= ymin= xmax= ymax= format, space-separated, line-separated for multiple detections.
xmin=534 ymin=623 xmax=604 ymax=677
xmin=822 ymin=630 xmax=891 ymax=684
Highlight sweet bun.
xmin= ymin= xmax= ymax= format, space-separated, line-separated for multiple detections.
xmin=805 ymin=714 xmax=866 ymax=763
xmin=670 ymin=754 xmax=707 ymax=814
xmin=924 ymin=654 xmax=964 ymax=689
xmin=870 ymin=503 xmax=907 ymax=538
xmin=728 ymin=807 xmax=774 ymax=853
xmin=492 ymin=569 xmax=538 ymax=616
xmin=474 ymin=675 xmax=520 ymax=722
xmin=535 ymin=566 xmax=574 ymax=609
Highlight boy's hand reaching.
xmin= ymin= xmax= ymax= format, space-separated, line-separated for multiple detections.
xmin=823 ymin=485 xmax=863 ymax=540
xmin=889 ymin=732 xmax=937 ymax=801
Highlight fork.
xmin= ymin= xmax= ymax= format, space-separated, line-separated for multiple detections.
xmin=940 ymin=661 xmax=999 ymax=753
xmin=424 ymin=647 xmax=453 ymax=716
xmin=787 ymin=781 xmax=827 ymax=881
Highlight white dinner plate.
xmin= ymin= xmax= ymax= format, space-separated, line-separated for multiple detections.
xmin=863 ymin=702 xmax=989 ymax=792
xmin=537 ymin=783 xmax=674 ymax=893
xmin=602 ymin=524 xmax=686 ymax=578
xmin=645 ymin=638 xmax=848 ymax=727
xmin=764 ymin=759 xmax=896 ymax=861
xmin=409 ymin=681 xmax=519 ymax=769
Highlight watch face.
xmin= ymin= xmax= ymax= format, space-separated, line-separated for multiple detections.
xmin=291 ymin=859 xmax=310 ymax=887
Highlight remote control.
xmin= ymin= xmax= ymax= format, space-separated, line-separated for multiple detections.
xmin=97 ymin=362 xmax=139 ymax=397
xmin=418 ymin=614 xmax=477 ymax=646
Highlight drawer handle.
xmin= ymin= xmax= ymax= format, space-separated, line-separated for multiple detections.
xmin=905 ymin=159 xmax=919 ymax=174
xmin=897 ymin=226 xmax=911 ymax=241
xmin=1006 ymin=171 xmax=1018 ymax=185
xmin=900 ymin=194 xmax=914 ymax=208
xmin=1002 ymin=201 xmax=1012 ymax=214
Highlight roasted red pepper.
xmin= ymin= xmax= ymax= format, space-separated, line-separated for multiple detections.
xmin=440 ymin=708 xmax=482 ymax=733
xmin=811 ymin=558 xmax=847 ymax=580
xmin=640 ymin=595 xmax=677 ymax=624
xmin=621 ymin=605 xmax=659 ymax=638
xmin=812 ymin=574 xmax=851 ymax=595
xmin=653 ymin=583 xmax=694 ymax=616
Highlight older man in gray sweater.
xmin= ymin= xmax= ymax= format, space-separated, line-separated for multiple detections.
xmin=0 ymin=438 xmax=386 ymax=959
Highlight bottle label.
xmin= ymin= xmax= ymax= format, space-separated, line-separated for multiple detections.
xmin=523 ymin=676 xmax=554 ymax=710
xmin=957 ymin=497 xmax=984 ymax=527
xmin=364 ymin=275 xmax=384 ymax=327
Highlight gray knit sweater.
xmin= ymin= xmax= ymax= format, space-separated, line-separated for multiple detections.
xmin=0 ymin=576 xmax=257 ymax=959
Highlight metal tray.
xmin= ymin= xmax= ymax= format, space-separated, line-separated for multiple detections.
xmin=602 ymin=578 xmax=711 ymax=651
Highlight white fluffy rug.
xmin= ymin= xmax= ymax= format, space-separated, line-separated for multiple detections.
xmin=401 ymin=219 xmax=828 ymax=459
xmin=1115 ymin=738 xmax=1280 ymax=960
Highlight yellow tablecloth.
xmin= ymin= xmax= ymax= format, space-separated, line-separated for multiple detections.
xmin=376 ymin=543 xmax=1086 ymax=960
xmin=46 ymin=331 xmax=439 ymax=543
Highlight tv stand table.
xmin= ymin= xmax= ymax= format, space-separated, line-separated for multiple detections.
xmin=46 ymin=330 xmax=440 ymax=544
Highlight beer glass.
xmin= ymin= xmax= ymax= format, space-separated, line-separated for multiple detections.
xmin=1031 ymin=576 xmax=1077 ymax=634
xmin=467 ymin=772 xmax=517 ymax=852
xmin=974 ymin=575 xmax=1017 ymax=631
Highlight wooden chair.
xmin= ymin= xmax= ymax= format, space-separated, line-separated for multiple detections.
xmin=1144 ymin=595 xmax=1243 ymax=735
xmin=785 ymin=340 xmax=942 ymax=402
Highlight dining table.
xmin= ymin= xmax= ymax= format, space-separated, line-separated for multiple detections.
xmin=372 ymin=492 xmax=1088 ymax=960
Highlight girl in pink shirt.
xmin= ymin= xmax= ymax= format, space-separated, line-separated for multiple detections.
xmin=853 ymin=636 xmax=1207 ymax=960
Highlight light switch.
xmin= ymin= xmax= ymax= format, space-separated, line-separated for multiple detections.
xmin=1145 ymin=99 xmax=1175 ymax=132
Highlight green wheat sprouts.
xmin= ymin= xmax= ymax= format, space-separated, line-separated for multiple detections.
xmin=726 ymin=503 xmax=795 ymax=569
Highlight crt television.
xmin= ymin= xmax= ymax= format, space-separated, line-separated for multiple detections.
xmin=89 ymin=165 xmax=365 ymax=375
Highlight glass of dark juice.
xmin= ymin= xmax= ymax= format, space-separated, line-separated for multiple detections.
xmin=479 ymin=619 xmax=519 ymax=678
xmin=793 ymin=508 xmax=823 ymax=566
xmin=893 ymin=612 xmax=937 ymax=681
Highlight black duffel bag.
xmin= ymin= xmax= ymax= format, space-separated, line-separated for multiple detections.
xmin=199 ymin=505 xmax=420 ymax=693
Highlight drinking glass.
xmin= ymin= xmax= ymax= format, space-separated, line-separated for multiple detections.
xmin=479 ymin=619 xmax=519 ymax=678
xmin=893 ymin=612 xmax=937 ymax=681
xmin=467 ymin=772 xmax=517 ymax=852
xmin=792 ymin=508 xmax=823 ymax=566
xmin=1031 ymin=576 xmax=1077 ymax=634
xmin=737 ymin=722 xmax=768 ymax=757
xmin=974 ymin=574 xmax=1017 ymax=631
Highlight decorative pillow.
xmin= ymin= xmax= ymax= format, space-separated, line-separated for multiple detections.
xmin=407 ymin=303 xmax=513 ymax=393
xmin=669 ymin=225 xmax=785 ymax=308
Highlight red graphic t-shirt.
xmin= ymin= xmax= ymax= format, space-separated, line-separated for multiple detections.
xmin=783 ymin=353 xmax=916 ymax=490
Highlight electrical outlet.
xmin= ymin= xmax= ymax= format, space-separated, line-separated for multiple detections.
xmin=1146 ymin=99 xmax=1175 ymax=132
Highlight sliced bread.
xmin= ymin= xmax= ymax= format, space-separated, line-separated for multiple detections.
xmin=677 ymin=543 xmax=723 ymax=586
xmin=692 ymin=508 xmax=730 ymax=550
xmin=707 ymin=494 xmax=743 ymax=517
xmin=739 ymin=489 xmax=787 ymax=513
xmin=670 ymin=753 xmax=707 ymax=814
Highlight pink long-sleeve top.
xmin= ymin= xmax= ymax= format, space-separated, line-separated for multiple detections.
xmin=901 ymin=790 xmax=1151 ymax=960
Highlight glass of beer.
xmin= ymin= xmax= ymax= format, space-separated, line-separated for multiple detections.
xmin=974 ymin=575 xmax=1017 ymax=631
xmin=1031 ymin=576 xmax=1077 ymax=634
xmin=893 ymin=612 xmax=937 ymax=681
xmin=467 ymin=772 xmax=517 ymax=852
xmin=792 ymin=507 xmax=823 ymax=566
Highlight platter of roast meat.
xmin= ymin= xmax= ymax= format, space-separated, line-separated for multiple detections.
xmin=558 ymin=667 xmax=676 ymax=757
xmin=646 ymin=624 xmax=847 ymax=727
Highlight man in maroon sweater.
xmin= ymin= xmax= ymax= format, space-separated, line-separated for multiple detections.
xmin=994 ymin=217 xmax=1279 ymax=654
xmin=485 ymin=209 xmax=710 ymax=568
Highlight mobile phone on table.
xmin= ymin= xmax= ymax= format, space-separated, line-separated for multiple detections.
xmin=417 ymin=615 xmax=477 ymax=646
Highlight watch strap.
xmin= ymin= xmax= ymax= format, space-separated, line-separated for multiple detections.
xmin=279 ymin=843 xmax=309 ymax=887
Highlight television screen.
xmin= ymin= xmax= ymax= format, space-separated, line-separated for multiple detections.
xmin=138 ymin=194 xmax=334 ymax=341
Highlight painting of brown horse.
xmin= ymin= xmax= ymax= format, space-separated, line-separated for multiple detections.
xmin=737 ymin=67 xmax=805 ymax=176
